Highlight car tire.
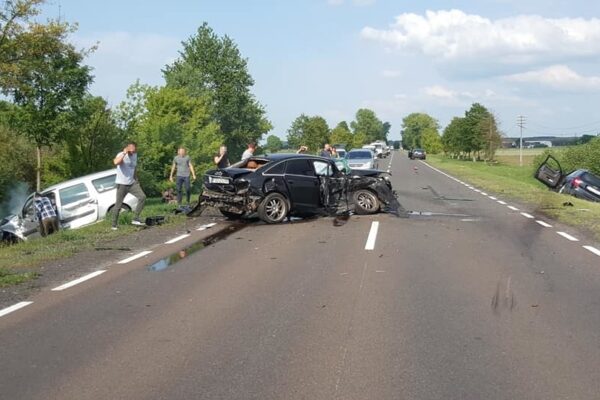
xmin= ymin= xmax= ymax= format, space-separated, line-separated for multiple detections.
xmin=220 ymin=209 xmax=244 ymax=220
xmin=353 ymin=189 xmax=380 ymax=215
xmin=258 ymin=193 xmax=289 ymax=224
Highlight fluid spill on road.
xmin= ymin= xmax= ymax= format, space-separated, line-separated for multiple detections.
xmin=148 ymin=223 xmax=247 ymax=272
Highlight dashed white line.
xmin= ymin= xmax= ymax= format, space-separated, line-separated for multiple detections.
xmin=583 ymin=245 xmax=600 ymax=257
xmin=365 ymin=221 xmax=380 ymax=251
xmin=507 ymin=206 xmax=520 ymax=211
xmin=164 ymin=234 xmax=190 ymax=244
xmin=497 ymin=200 xmax=507 ymax=205
xmin=118 ymin=250 xmax=153 ymax=264
xmin=557 ymin=231 xmax=579 ymax=242
xmin=51 ymin=270 xmax=107 ymax=291
xmin=489 ymin=196 xmax=497 ymax=200
xmin=536 ymin=220 xmax=553 ymax=228
xmin=197 ymin=222 xmax=217 ymax=231
xmin=473 ymin=189 xmax=481 ymax=193
xmin=0 ymin=301 xmax=33 ymax=318
xmin=480 ymin=192 xmax=488 ymax=196
xmin=520 ymin=212 xmax=535 ymax=219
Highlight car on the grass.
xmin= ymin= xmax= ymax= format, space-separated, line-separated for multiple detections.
xmin=409 ymin=148 xmax=426 ymax=160
xmin=192 ymin=153 xmax=400 ymax=224
xmin=535 ymin=155 xmax=600 ymax=202
xmin=0 ymin=170 xmax=140 ymax=242
xmin=347 ymin=149 xmax=378 ymax=170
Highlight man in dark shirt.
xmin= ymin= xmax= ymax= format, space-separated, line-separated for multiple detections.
xmin=214 ymin=145 xmax=230 ymax=169
xmin=33 ymin=192 xmax=59 ymax=236
xmin=320 ymin=144 xmax=332 ymax=158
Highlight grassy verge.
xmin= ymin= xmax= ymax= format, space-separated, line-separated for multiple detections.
xmin=0 ymin=198 xmax=187 ymax=286
xmin=426 ymin=155 xmax=600 ymax=240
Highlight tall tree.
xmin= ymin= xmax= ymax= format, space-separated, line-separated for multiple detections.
xmin=351 ymin=109 xmax=383 ymax=144
xmin=401 ymin=113 xmax=439 ymax=150
xmin=163 ymin=23 xmax=272 ymax=158
xmin=265 ymin=134 xmax=282 ymax=153
xmin=329 ymin=121 xmax=353 ymax=149
xmin=442 ymin=117 xmax=466 ymax=157
xmin=381 ymin=121 xmax=391 ymax=142
xmin=286 ymin=114 xmax=330 ymax=153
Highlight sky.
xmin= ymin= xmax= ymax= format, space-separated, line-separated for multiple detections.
xmin=40 ymin=0 xmax=600 ymax=140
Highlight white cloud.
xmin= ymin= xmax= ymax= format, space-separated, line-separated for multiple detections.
xmin=361 ymin=10 xmax=600 ymax=65
xmin=423 ymin=85 xmax=476 ymax=102
xmin=381 ymin=69 xmax=402 ymax=78
xmin=505 ymin=65 xmax=600 ymax=91
xmin=75 ymin=32 xmax=180 ymax=103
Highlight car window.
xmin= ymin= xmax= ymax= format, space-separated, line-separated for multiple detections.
xmin=92 ymin=175 xmax=117 ymax=193
xmin=22 ymin=195 xmax=34 ymax=217
xmin=59 ymin=183 xmax=90 ymax=206
xmin=285 ymin=159 xmax=315 ymax=176
xmin=582 ymin=172 xmax=600 ymax=187
xmin=348 ymin=151 xmax=372 ymax=159
xmin=264 ymin=161 xmax=286 ymax=175
xmin=313 ymin=160 xmax=333 ymax=176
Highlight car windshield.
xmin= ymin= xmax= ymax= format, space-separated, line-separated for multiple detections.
xmin=348 ymin=151 xmax=372 ymax=159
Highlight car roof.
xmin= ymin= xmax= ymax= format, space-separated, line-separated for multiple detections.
xmin=252 ymin=153 xmax=331 ymax=162
xmin=42 ymin=169 xmax=117 ymax=193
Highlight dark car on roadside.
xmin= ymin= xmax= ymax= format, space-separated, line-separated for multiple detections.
xmin=193 ymin=154 xmax=400 ymax=224
xmin=409 ymin=148 xmax=426 ymax=160
xmin=535 ymin=155 xmax=600 ymax=202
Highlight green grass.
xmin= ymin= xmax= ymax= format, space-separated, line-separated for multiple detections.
xmin=0 ymin=198 xmax=187 ymax=285
xmin=427 ymin=155 xmax=600 ymax=240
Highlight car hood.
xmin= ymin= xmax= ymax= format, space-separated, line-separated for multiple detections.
xmin=349 ymin=168 xmax=388 ymax=177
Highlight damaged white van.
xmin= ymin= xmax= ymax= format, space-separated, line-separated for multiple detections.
xmin=0 ymin=170 xmax=139 ymax=242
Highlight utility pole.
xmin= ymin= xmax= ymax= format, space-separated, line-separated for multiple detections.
xmin=517 ymin=115 xmax=526 ymax=167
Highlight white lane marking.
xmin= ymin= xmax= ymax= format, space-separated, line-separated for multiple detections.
xmin=473 ymin=189 xmax=481 ymax=193
xmin=164 ymin=234 xmax=190 ymax=244
xmin=508 ymin=206 xmax=520 ymax=211
xmin=118 ymin=250 xmax=153 ymax=264
xmin=0 ymin=301 xmax=33 ymax=318
xmin=365 ymin=221 xmax=380 ymax=251
xmin=197 ymin=222 xmax=217 ymax=231
xmin=557 ymin=231 xmax=579 ymax=242
xmin=481 ymin=192 xmax=488 ymax=196
xmin=497 ymin=200 xmax=507 ymax=205
xmin=536 ymin=220 xmax=553 ymax=228
xmin=51 ymin=270 xmax=107 ymax=291
xmin=520 ymin=212 xmax=535 ymax=219
xmin=489 ymin=196 xmax=497 ymax=200
xmin=583 ymin=245 xmax=600 ymax=257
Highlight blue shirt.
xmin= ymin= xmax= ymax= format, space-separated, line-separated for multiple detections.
xmin=34 ymin=197 xmax=57 ymax=221
xmin=115 ymin=152 xmax=137 ymax=185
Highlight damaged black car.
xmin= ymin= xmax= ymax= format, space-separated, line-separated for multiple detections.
xmin=190 ymin=154 xmax=402 ymax=223
xmin=535 ymin=155 xmax=600 ymax=202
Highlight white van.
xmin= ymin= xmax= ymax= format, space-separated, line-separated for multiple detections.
xmin=0 ymin=169 xmax=140 ymax=241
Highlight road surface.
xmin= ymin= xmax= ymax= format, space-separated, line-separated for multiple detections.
xmin=1 ymin=151 xmax=600 ymax=400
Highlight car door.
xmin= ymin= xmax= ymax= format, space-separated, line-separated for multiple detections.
xmin=20 ymin=194 xmax=42 ymax=238
xmin=57 ymin=182 xmax=99 ymax=229
xmin=535 ymin=155 xmax=564 ymax=189
xmin=313 ymin=160 xmax=346 ymax=211
xmin=284 ymin=159 xmax=321 ymax=211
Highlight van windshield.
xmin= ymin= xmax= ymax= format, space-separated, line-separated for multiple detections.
xmin=348 ymin=151 xmax=372 ymax=159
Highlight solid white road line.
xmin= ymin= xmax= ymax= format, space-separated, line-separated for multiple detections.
xmin=0 ymin=301 xmax=33 ymax=318
xmin=365 ymin=221 xmax=380 ymax=251
xmin=51 ymin=270 xmax=106 ymax=291
xmin=497 ymin=200 xmax=507 ymax=205
xmin=197 ymin=222 xmax=217 ymax=231
xmin=536 ymin=220 xmax=553 ymax=228
xmin=557 ymin=231 xmax=579 ymax=242
xmin=508 ymin=206 xmax=520 ymax=211
xmin=165 ymin=234 xmax=190 ymax=244
xmin=520 ymin=212 xmax=535 ymax=219
xmin=118 ymin=250 xmax=153 ymax=264
xmin=583 ymin=245 xmax=600 ymax=257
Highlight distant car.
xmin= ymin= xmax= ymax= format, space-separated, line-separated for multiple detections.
xmin=336 ymin=148 xmax=347 ymax=158
xmin=410 ymin=148 xmax=426 ymax=160
xmin=368 ymin=142 xmax=385 ymax=158
xmin=347 ymin=149 xmax=378 ymax=170
xmin=0 ymin=170 xmax=140 ymax=242
xmin=535 ymin=155 xmax=600 ymax=202
xmin=193 ymin=154 xmax=400 ymax=223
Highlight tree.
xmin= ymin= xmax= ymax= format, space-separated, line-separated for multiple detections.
xmin=286 ymin=114 xmax=330 ymax=153
xmin=329 ymin=121 xmax=353 ymax=149
xmin=265 ymin=135 xmax=282 ymax=153
xmin=442 ymin=117 xmax=466 ymax=157
xmin=421 ymin=128 xmax=443 ymax=154
xmin=0 ymin=2 xmax=93 ymax=190
xmin=401 ymin=113 xmax=439 ymax=150
xmin=351 ymin=109 xmax=383 ymax=144
xmin=381 ymin=121 xmax=391 ymax=142
xmin=163 ymin=23 xmax=271 ymax=159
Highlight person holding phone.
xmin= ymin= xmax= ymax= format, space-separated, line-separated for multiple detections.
xmin=111 ymin=141 xmax=146 ymax=229
xmin=214 ymin=145 xmax=230 ymax=168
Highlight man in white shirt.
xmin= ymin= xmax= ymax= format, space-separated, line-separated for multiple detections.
xmin=111 ymin=142 xmax=146 ymax=229
xmin=241 ymin=142 xmax=256 ymax=161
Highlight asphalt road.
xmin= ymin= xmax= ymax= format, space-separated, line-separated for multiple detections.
xmin=1 ymin=151 xmax=600 ymax=400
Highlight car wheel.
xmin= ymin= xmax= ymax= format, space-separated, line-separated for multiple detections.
xmin=353 ymin=189 xmax=380 ymax=215
xmin=220 ymin=209 xmax=244 ymax=220
xmin=258 ymin=193 xmax=289 ymax=224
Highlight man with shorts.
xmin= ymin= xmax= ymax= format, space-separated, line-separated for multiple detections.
xmin=112 ymin=141 xmax=146 ymax=230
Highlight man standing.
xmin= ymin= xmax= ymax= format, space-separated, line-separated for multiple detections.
xmin=214 ymin=145 xmax=230 ymax=168
xmin=112 ymin=141 xmax=146 ymax=230
xmin=241 ymin=142 xmax=256 ymax=161
xmin=169 ymin=147 xmax=197 ymax=205
xmin=33 ymin=192 xmax=59 ymax=237
xmin=320 ymin=144 xmax=332 ymax=158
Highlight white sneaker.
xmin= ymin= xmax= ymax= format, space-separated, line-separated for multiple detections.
xmin=131 ymin=219 xmax=145 ymax=226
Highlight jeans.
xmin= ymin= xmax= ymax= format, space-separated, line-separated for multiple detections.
xmin=176 ymin=176 xmax=191 ymax=204
xmin=112 ymin=182 xmax=146 ymax=226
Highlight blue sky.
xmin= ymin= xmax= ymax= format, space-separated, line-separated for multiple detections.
xmin=42 ymin=0 xmax=600 ymax=140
